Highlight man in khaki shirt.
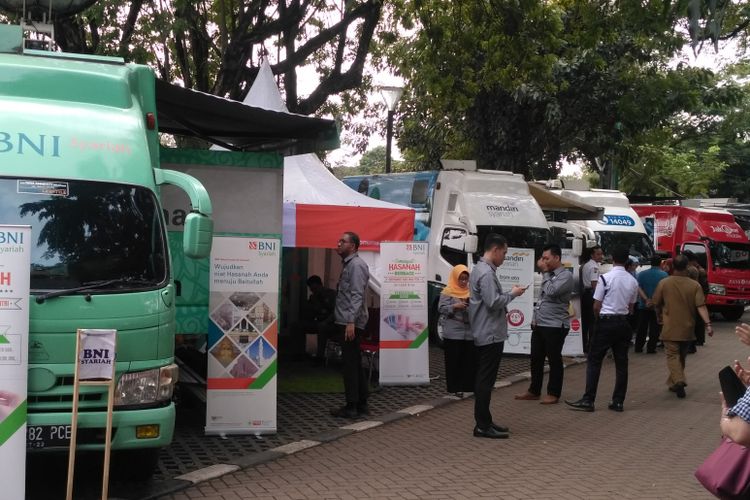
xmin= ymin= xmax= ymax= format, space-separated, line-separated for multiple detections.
xmin=652 ymin=255 xmax=713 ymax=399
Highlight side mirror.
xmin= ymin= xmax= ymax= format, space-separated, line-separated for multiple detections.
xmin=572 ymin=238 xmax=583 ymax=257
xmin=464 ymin=235 xmax=478 ymax=254
xmin=183 ymin=212 xmax=213 ymax=259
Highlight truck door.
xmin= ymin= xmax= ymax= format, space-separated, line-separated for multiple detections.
xmin=681 ymin=242 xmax=709 ymax=269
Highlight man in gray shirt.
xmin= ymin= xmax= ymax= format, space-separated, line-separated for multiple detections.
xmin=515 ymin=244 xmax=574 ymax=405
xmin=331 ymin=231 xmax=370 ymax=419
xmin=470 ymin=233 xmax=527 ymax=439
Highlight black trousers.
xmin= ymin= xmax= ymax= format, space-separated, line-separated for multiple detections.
xmin=474 ymin=342 xmax=504 ymax=429
xmin=528 ymin=325 xmax=569 ymax=398
xmin=581 ymin=289 xmax=595 ymax=352
xmin=694 ymin=316 xmax=705 ymax=345
xmin=341 ymin=326 xmax=368 ymax=406
xmin=635 ymin=309 xmax=661 ymax=352
xmin=444 ymin=338 xmax=477 ymax=393
xmin=583 ymin=318 xmax=631 ymax=404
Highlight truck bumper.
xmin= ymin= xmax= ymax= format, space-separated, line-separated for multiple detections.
xmin=27 ymin=403 xmax=175 ymax=452
xmin=707 ymin=295 xmax=749 ymax=308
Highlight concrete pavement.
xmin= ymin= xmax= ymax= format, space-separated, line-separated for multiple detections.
xmin=162 ymin=319 xmax=744 ymax=499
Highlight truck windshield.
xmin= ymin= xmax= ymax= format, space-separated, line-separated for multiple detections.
xmin=596 ymin=231 xmax=654 ymax=264
xmin=475 ymin=225 xmax=551 ymax=262
xmin=709 ymin=241 xmax=750 ymax=270
xmin=0 ymin=178 xmax=167 ymax=291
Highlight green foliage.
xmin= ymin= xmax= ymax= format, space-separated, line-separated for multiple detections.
xmin=330 ymin=145 xmax=408 ymax=177
xmin=389 ymin=0 xmax=748 ymax=182
xmin=19 ymin=0 xmax=387 ymax=151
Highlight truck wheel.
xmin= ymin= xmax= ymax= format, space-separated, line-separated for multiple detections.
xmin=428 ymin=298 xmax=444 ymax=348
xmin=114 ymin=448 xmax=160 ymax=480
xmin=722 ymin=306 xmax=746 ymax=322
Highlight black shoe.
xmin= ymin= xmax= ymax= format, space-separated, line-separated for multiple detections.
xmin=330 ymin=405 xmax=359 ymax=419
xmin=491 ymin=423 xmax=510 ymax=433
xmin=687 ymin=346 xmax=697 ymax=354
xmin=608 ymin=402 xmax=624 ymax=412
xmin=634 ymin=348 xmax=643 ymax=353
xmin=357 ymin=404 xmax=370 ymax=416
xmin=565 ymin=398 xmax=595 ymax=412
xmin=673 ymin=383 xmax=686 ymax=399
xmin=646 ymin=350 xmax=657 ymax=354
xmin=473 ymin=426 xmax=509 ymax=439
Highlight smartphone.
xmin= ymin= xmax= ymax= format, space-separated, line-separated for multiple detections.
xmin=719 ymin=365 xmax=747 ymax=407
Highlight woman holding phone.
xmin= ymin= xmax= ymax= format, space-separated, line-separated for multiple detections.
xmin=439 ymin=264 xmax=475 ymax=396
xmin=718 ymin=323 xmax=750 ymax=445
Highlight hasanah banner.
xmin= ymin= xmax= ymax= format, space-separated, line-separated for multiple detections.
xmin=379 ymin=242 xmax=429 ymax=385
xmin=498 ymin=247 xmax=535 ymax=355
xmin=0 ymin=225 xmax=30 ymax=500
xmin=206 ymin=236 xmax=280 ymax=435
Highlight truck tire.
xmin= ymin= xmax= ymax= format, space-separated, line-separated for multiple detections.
xmin=428 ymin=298 xmax=444 ymax=348
xmin=722 ymin=306 xmax=746 ymax=322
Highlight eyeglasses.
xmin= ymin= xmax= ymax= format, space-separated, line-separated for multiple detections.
xmin=337 ymin=239 xmax=352 ymax=245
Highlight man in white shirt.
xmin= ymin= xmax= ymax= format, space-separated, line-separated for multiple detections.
xmin=566 ymin=245 xmax=639 ymax=413
xmin=580 ymin=245 xmax=603 ymax=353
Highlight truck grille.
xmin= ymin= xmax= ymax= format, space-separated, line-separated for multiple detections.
xmin=28 ymin=375 xmax=110 ymax=412
xmin=726 ymin=286 xmax=750 ymax=297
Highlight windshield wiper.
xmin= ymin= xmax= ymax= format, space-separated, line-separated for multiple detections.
xmin=35 ymin=277 xmax=154 ymax=304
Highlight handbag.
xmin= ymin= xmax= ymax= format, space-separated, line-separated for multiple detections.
xmin=695 ymin=437 xmax=750 ymax=499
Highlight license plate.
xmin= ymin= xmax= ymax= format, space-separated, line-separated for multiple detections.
xmin=27 ymin=425 xmax=72 ymax=449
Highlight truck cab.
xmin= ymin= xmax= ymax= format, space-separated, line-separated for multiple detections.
xmin=633 ymin=204 xmax=750 ymax=320
xmin=0 ymin=24 xmax=213 ymax=477
xmin=344 ymin=161 xmax=551 ymax=344
xmin=556 ymin=189 xmax=654 ymax=271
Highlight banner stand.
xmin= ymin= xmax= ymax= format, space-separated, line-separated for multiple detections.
xmin=66 ymin=329 xmax=117 ymax=500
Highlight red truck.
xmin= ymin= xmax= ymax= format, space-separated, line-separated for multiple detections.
xmin=633 ymin=204 xmax=750 ymax=321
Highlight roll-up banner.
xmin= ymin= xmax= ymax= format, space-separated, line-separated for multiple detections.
xmin=561 ymin=248 xmax=584 ymax=356
xmin=498 ymin=247 xmax=535 ymax=355
xmin=206 ymin=235 xmax=280 ymax=435
xmin=0 ymin=225 xmax=30 ymax=500
xmin=379 ymin=242 xmax=429 ymax=385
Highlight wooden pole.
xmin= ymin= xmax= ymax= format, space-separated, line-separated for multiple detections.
xmin=65 ymin=329 xmax=117 ymax=500
xmin=65 ymin=329 xmax=83 ymax=500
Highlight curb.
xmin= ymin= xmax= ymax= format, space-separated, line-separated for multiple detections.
xmin=146 ymin=356 xmax=588 ymax=499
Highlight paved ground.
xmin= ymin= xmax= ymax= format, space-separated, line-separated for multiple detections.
xmin=161 ymin=318 xmax=745 ymax=500
xmin=25 ymin=345 xmax=533 ymax=499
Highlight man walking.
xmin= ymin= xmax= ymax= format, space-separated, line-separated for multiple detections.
xmin=683 ymin=250 xmax=710 ymax=352
xmin=652 ymin=254 xmax=713 ymax=398
xmin=580 ymin=245 xmax=603 ymax=353
xmin=469 ymin=233 xmax=527 ymax=438
xmin=565 ymin=245 xmax=639 ymax=413
xmin=515 ymin=244 xmax=573 ymax=405
xmin=634 ymin=255 xmax=668 ymax=354
xmin=330 ymin=232 xmax=370 ymax=419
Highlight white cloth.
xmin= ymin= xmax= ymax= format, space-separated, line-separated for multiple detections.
xmin=593 ymin=266 xmax=638 ymax=316
xmin=581 ymin=259 xmax=600 ymax=289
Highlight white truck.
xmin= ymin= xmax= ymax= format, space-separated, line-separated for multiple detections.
xmin=343 ymin=160 xmax=551 ymax=349
xmin=555 ymin=188 xmax=655 ymax=270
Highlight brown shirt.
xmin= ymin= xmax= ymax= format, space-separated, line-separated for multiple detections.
xmin=652 ymin=275 xmax=706 ymax=341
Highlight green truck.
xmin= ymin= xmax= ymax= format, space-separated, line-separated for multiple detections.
xmin=0 ymin=24 xmax=213 ymax=476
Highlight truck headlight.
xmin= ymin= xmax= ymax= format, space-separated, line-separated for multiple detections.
xmin=114 ymin=364 xmax=178 ymax=407
xmin=708 ymin=283 xmax=726 ymax=296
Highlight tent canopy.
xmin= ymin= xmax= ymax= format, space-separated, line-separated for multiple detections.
xmin=528 ymin=182 xmax=602 ymax=220
xmin=283 ymin=154 xmax=415 ymax=250
xmin=155 ymin=79 xmax=339 ymax=155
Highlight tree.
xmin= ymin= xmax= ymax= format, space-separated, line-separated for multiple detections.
xmin=620 ymin=62 xmax=749 ymax=199
xmin=388 ymin=0 xmax=746 ymax=181
xmin=0 ymin=0 xmax=386 ymax=148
